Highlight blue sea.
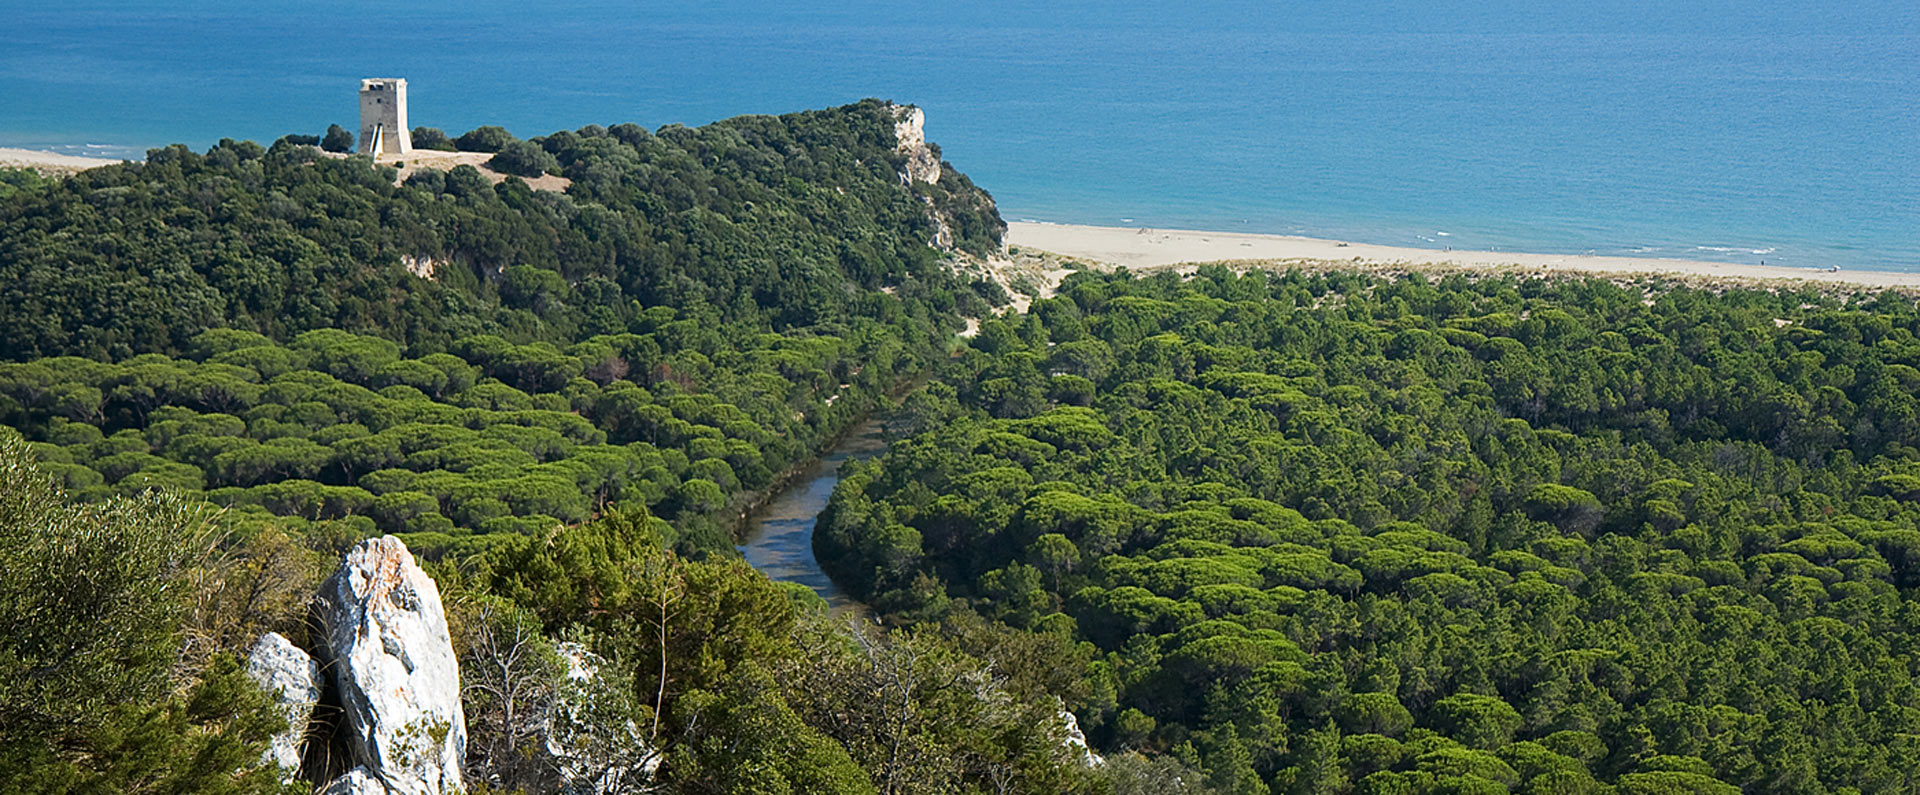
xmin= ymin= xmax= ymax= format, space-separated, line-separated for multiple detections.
xmin=3 ymin=1 xmax=1915 ymax=270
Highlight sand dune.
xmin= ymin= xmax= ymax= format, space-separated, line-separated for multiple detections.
xmin=1007 ymin=222 xmax=1920 ymax=290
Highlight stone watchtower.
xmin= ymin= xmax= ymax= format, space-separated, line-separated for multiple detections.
xmin=358 ymin=78 xmax=412 ymax=156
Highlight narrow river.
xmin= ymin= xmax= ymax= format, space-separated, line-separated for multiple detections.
xmin=737 ymin=417 xmax=888 ymax=609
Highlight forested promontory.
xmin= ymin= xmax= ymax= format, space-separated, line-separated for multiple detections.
xmin=0 ymin=98 xmax=1001 ymax=361
xmin=0 ymin=100 xmax=1010 ymax=555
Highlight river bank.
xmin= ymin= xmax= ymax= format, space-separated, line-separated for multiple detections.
xmin=736 ymin=416 xmax=888 ymax=610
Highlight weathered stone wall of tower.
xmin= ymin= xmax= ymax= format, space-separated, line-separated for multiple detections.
xmin=358 ymin=78 xmax=412 ymax=156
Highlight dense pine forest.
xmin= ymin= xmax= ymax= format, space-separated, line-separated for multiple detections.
xmin=821 ymin=268 xmax=1920 ymax=793
xmin=5 ymin=99 xmax=1920 ymax=794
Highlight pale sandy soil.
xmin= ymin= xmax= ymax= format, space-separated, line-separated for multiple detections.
xmin=370 ymin=149 xmax=572 ymax=192
xmin=0 ymin=147 xmax=126 ymax=174
xmin=319 ymin=148 xmax=572 ymax=191
xmin=1006 ymin=222 xmax=1920 ymax=291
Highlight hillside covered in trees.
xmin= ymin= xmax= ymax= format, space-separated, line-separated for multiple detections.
xmin=11 ymin=96 xmax=1920 ymax=794
xmin=0 ymin=102 xmax=1137 ymax=794
xmin=819 ymin=268 xmax=1920 ymax=793
xmin=0 ymin=320 xmax=911 ymax=555
xmin=0 ymin=98 xmax=1002 ymax=362
xmin=0 ymin=99 xmax=1010 ymax=556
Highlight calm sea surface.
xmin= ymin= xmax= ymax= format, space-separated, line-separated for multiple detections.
xmin=3 ymin=1 xmax=1915 ymax=270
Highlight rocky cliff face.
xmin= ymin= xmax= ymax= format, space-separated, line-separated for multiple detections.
xmin=888 ymin=103 xmax=957 ymax=250
xmin=1058 ymin=705 xmax=1105 ymax=768
xmin=890 ymin=104 xmax=941 ymax=187
xmin=884 ymin=102 xmax=1005 ymax=256
xmin=317 ymin=536 xmax=467 ymax=795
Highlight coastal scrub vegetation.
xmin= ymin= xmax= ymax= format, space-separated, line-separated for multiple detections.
xmin=411 ymin=126 xmax=459 ymax=152
xmin=0 ymin=435 xmax=293 ymax=794
xmin=0 ymin=167 xmax=52 ymax=201
xmin=320 ymin=124 xmax=352 ymax=153
xmin=819 ymin=267 xmax=1920 ymax=793
xmin=0 ymin=432 xmax=1133 ymax=794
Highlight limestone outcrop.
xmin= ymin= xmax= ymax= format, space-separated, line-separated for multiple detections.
xmin=547 ymin=641 xmax=660 ymax=795
xmin=317 ymin=536 xmax=467 ymax=795
xmin=890 ymin=104 xmax=941 ymax=186
xmin=245 ymin=632 xmax=323 ymax=783
xmin=1058 ymin=704 xmax=1105 ymax=768
xmin=884 ymin=101 xmax=1005 ymax=253
xmin=320 ymin=767 xmax=386 ymax=795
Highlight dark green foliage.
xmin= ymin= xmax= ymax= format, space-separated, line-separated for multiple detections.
xmin=819 ymin=268 xmax=1920 ymax=792
xmin=0 ymin=437 xmax=288 ymax=793
xmin=410 ymin=126 xmax=457 ymax=151
xmin=0 ymin=166 xmax=51 ymax=201
xmin=455 ymin=125 xmax=516 ymax=153
xmin=445 ymin=512 xmax=1113 ymax=793
xmin=0 ymin=100 xmax=989 ymax=362
xmin=488 ymin=140 xmax=559 ymax=177
xmin=321 ymin=123 xmax=352 ymax=153
xmin=0 ymin=100 xmax=1050 ymax=789
xmin=0 ymin=100 xmax=999 ymax=555
xmin=49 ymin=92 xmax=1920 ymax=792
xmin=0 ymin=435 xmax=212 ymax=730
xmin=972 ymin=277 xmax=1013 ymax=307
xmin=0 ymin=324 xmax=920 ymax=550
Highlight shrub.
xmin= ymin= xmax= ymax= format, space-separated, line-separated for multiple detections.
xmin=488 ymin=140 xmax=560 ymax=178
xmin=410 ymin=126 xmax=458 ymax=151
xmin=456 ymin=125 xmax=516 ymax=153
xmin=321 ymin=123 xmax=354 ymax=153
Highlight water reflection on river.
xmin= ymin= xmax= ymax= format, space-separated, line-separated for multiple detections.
xmin=737 ymin=418 xmax=888 ymax=610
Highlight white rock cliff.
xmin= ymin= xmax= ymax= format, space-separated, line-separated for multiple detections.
xmin=1059 ymin=704 xmax=1105 ymax=768
xmin=890 ymin=104 xmax=941 ymax=186
xmin=318 ymin=536 xmax=467 ymax=795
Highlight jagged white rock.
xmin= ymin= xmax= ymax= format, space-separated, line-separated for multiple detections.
xmin=548 ymin=642 xmax=660 ymax=795
xmin=319 ymin=536 xmax=467 ymax=795
xmin=401 ymin=254 xmax=441 ymax=280
xmin=245 ymin=632 xmax=322 ymax=783
xmin=1059 ymin=705 xmax=1105 ymax=768
xmin=320 ymin=767 xmax=384 ymax=795
xmin=889 ymin=104 xmax=941 ymax=186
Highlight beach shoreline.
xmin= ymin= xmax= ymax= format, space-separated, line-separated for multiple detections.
xmin=1006 ymin=222 xmax=1920 ymax=290
xmin=0 ymin=147 xmax=127 ymax=175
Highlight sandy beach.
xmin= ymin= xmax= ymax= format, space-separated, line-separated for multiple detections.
xmin=1007 ymin=222 xmax=1920 ymax=290
xmin=0 ymin=147 xmax=126 ymax=174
